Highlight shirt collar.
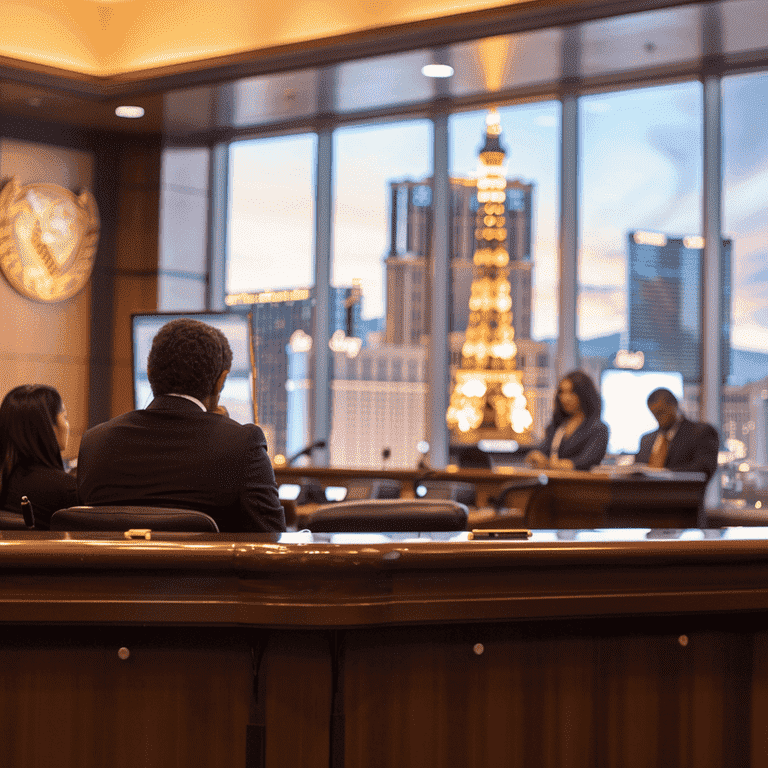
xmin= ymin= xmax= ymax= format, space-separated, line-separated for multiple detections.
xmin=662 ymin=415 xmax=683 ymax=441
xmin=166 ymin=393 xmax=207 ymax=412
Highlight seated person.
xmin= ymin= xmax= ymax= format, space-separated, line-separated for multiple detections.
xmin=77 ymin=318 xmax=285 ymax=533
xmin=635 ymin=388 xmax=719 ymax=480
xmin=0 ymin=384 xmax=78 ymax=529
xmin=526 ymin=370 xmax=609 ymax=471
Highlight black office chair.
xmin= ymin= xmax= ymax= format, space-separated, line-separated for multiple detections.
xmin=303 ymin=499 xmax=469 ymax=532
xmin=413 ymin=472 xmax=477 ymax=507
xmin=473 ymin=476 xmax=549 ymax=529
xmin=344 ymin=479 xmax=402 ymax=501
xmin=50 ymin=506 xmax=220 ymax=532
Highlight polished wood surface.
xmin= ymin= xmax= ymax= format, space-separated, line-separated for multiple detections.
xmin=0 ymin=531 xmax=764 ymax=767
xmin=274 ymin=465 xmax=709 ymax=528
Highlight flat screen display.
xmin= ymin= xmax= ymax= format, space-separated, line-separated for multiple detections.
xmin=131 ymin=312 xmax=254 ymax=425
xmin=601 ymin=369 xmax=684 ymax=455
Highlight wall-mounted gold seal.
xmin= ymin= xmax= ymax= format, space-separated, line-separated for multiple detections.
xmin=0 ymin=178 xmax=99 ymax=303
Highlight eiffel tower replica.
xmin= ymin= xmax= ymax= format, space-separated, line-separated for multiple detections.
xmin=446 ymin=109 xmax=534 ymax=444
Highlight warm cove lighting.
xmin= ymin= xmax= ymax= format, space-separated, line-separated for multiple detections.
xmin=421 ymin=64 xmax=454 ymax=78
xmin=115 ymin=106 xmax=145 ymax=118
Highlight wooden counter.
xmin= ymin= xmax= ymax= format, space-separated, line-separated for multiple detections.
xmin=274 ymin=465 xmax=709 ymax=528
xmin=0 ymin=529 xmax=765 ymax=767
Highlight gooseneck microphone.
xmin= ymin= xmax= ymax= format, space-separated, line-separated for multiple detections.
xmin=287 ymin=440 xmax=327 ymax=465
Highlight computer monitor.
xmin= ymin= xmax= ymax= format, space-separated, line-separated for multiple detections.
xmin=131 ymin=312 xmax=254 ymax=424
xmin=601 ymin=369 xmax=684 ymax=455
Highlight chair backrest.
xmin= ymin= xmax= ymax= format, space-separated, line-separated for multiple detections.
xmin=50 ymin=506 xmax=220 ymax=532
xmin=415 ymin=479 xmax=476 ymax=507
xmin=304 ymin=499 xmax=468 ymax=532
xmin=471 ymin=475 xmax=550 ymax=530
xmin=491 ymin=476 xmax=549 ymax=516
xmin=344 ymin=479 xmax=402 ymax=501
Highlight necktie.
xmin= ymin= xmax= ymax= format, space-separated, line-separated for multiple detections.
xmin=648 ymin=432 xmax=670 ymax=468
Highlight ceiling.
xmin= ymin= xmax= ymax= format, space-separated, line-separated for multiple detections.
xmin=1 ymin=0 xmax=518 ymax=78
xmin=0 ymin=0 xmax=765 ymax=137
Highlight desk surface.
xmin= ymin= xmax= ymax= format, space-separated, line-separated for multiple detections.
xmin=274 ymin=464 xmax=705 ymax=484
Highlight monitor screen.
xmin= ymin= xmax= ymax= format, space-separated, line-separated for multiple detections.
xmin=601 ymin=369 xmax=684 ymax=455
xmin=131 ymin=312 xmax=254 ymax=425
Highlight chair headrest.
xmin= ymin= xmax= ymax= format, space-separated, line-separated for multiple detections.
xmin=50 ymin=506 xmax=219 ymax=532
xmin=305 ymin=499 xmax=468 ymax=532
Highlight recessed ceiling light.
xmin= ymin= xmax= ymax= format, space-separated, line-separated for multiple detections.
xmin=115 ymin=105 xmax=145 ymax=118
xmin=421 ymin=64 xmax=454 ymax=78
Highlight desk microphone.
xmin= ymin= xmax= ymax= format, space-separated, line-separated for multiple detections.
xmin=21 ymin=496 xmax=35 ymax=529
xmin=287 ymin=440 xmax=327 ymax=465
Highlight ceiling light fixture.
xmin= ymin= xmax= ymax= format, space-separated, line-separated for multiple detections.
xmin=421 ymin=64 xmax=454 ymax=78
xmin=115 ymin=105 xmax=145 ymax=118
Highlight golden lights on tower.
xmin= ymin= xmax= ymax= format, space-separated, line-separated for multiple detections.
xmin=446 ymin=109 xmax=533 ymax=440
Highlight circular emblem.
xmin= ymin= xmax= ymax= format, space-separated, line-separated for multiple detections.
xmin=0 ymin=178 xmax=99 ymax=303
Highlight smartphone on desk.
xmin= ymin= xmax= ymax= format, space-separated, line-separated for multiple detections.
xmin=469 ymin=529 xmax=532 ymax=540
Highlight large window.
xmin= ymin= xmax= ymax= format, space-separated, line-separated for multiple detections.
xmin=578 ymin=82 xmax=703 ymax=426
xmin=723 ymin=70 xmax=768 ymax=461
xmin=227 ymin=134 xmax=317 ymax=295
xmin=329 ymin=120 xmax=431 ymax=468
xmin=201 ymin=0 xmax=768 ymax=467
xmin=226 ymin=134 xmax=317 ymax=459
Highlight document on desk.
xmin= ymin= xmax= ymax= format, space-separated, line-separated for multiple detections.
xmin=592 ymin=464 xmax=676 ymax=477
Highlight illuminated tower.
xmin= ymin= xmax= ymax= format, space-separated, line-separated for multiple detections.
xmin=446 ymin=110 xmax=533 ymax=443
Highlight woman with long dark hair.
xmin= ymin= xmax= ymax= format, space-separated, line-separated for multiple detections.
xmin=0 ymin=385 xmax=77 ymax=528
xmin=526 ymin=370 xmax=609 ymax=471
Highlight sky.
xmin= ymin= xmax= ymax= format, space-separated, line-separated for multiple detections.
xmin=226 ymin=71 xmax=768 ymax=382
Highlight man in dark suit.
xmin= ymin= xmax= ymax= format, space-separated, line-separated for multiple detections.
xmin=77 ymin=318 xmax=285 ymax=533
xmin=635 ymin=388 xmax=719 ymax=480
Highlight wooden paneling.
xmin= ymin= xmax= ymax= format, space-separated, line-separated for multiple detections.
xmin=341 ymin=621 xmax=753 ymax=768
xmin=0 ymin=626 xmax=252 ymax=768
xmin=110 ymin=138 xmax=161 ymax=418
xmin=262 ymin=631 xmax=333 ymax=768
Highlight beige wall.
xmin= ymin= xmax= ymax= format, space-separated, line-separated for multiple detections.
xmin=0 ymin=139 xmax=95 ymax=462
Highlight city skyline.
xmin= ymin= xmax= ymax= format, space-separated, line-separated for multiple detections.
xmin=225 ymin=72 xmax=768 ymax=373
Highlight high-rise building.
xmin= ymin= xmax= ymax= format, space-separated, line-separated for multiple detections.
xmin=627 ymin=232 xmax=731 ymax=383
xmin=445 ymin=109 xmax=534 ymax=443
xmin=328 ymin=346 xmax=428 ymax=468
xmin=226 ymin=285 xmax=362 ymax=457
xmin=386 ymin=173 xmax=533 ymax=341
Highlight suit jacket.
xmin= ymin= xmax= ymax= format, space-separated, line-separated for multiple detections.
xmin=635 ymin=417 xmax=719 ymax=480
xmin=1 ymin=464 xmax=78 ymax=530
xmin=535 ymin=417 xmax=609 ymax=471
xmin=77 ymin=396 xmax=286 ymax=533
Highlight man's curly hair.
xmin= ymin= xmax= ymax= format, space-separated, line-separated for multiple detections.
xmin=147 ymin=318 xmax=233 ymax=401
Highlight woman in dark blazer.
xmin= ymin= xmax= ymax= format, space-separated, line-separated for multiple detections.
xmin=0 ymin=385 xmax=77 ymax=529
xmin=526 ymin=370 xmax=609 ymax=471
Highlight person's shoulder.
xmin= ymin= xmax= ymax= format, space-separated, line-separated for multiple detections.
xmin=82 ymin=410 xmax=141 ymax=438
xmin=689 ymin=418 xmax=719 ymax=438
xmin=204 ymin=415 xmax=267 ymax=449
xmin=637 ymin=427 xmax=656 ymax=443
xmin=205 ymin=412 xmax=260 ymax=433
xmin=21 ymin=464 xmax=76 ymax=488
xmin=592 ymin=419 xmax=609 ymax=434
